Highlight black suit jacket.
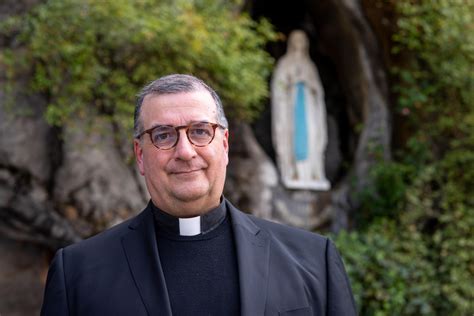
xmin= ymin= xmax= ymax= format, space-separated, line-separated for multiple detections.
xmin=41 ymin=200 xmax=357 ymax=315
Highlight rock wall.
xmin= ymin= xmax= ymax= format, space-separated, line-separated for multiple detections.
xmin=0 ymin=82 xmax=148 ymax=315
xmin=0 ymin=83 xmax=148 ymax=250
xmin=249 ymin=0 xmax=391 ymax=230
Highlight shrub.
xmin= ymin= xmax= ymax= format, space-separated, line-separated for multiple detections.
xmin=335 ymin=220 xmax=437 ymax=315
xmin=340 ymin=1 xmax=474 ymax=314
xmin=0 ymin=0 xmax=276 ymax=131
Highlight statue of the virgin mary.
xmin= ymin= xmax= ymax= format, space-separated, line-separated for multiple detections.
xmin=271 ymin=30 xmax=330 ymax=190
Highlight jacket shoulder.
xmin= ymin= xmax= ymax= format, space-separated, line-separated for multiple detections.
xmin=227 ymin=199 xmax=329 ymax=251
xmin=250 ymin=214 xmax=328 ymax=248
xmin=63 ymin=206 xmax=149 ymax=257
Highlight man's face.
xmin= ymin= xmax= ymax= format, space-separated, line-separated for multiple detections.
xmin=134 ymin=90 xmax=229 ymax=217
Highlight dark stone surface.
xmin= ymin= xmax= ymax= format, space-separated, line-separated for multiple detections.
xmin=0 ymin=237 xmax=48 ymax=316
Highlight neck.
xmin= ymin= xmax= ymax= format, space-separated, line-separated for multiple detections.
xmin=152 ymin=197 xmax=221 ymax=218
xmin=150 ymin=198 xmax=227 ymax=236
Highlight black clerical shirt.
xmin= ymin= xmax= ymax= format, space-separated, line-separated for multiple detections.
xmin=151 ymin=201 xmax=241 ymax=316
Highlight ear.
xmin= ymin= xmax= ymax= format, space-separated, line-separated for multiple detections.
xmin=223 ymin=129 xmax=229 ymax=164
xmin=134 ymin=139 xmax=145 ymax=176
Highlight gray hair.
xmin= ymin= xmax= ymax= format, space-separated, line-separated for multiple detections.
xmin=134 ymin=74 xmax=228 ymax=137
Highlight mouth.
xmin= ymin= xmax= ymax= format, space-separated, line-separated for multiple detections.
xmin=171 ymin=169 xmax=201 ymax=175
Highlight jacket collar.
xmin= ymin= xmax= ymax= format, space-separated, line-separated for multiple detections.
xmin=122 ymin=204 xmax=173 ymax=315
xmin=122 ymin=199 xmax=271 ymax=316
xmin=226 ymin=200 xmax=271 ymax=316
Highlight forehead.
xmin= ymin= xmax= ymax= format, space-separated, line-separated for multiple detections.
xmin=140 ymin=90 xmax=217 ymax=126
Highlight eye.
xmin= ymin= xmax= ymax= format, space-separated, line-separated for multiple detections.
xmin=151 ymin=126 xmax=175 ymax=144
xmin=189 ymin=124 xmax=212 ymax=138
xmin=193 ymin=128 xmax=211 ymax=136
xmin=155 ymin=132 xmax=171 ymax=141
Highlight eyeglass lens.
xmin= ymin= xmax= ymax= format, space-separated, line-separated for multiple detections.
xmin=150 ymin=122 xmax=216 ymax=149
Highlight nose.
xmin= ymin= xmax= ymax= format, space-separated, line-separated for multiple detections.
xmin=173 ymin=129 xmax=197 ymax=161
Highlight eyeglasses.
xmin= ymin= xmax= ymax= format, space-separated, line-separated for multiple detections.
xmin=136 ymin=121 xmax=226 ymax=150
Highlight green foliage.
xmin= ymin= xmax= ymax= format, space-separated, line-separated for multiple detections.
xmin=0 ymin=0 xmax=276 ymax=131
xmin=357 ymin=161 xmax=412 ymax=227
xmin=340 ymin=155 xmax=474 ymax=315
xmin=335 ymin=221 xmax=437 ymax=315
xmin=339 ymin=1 xmax=474 ymax=314
xmin=392 ymin=0 xmax=474 ymax=145
xmin=404 ymin=154 xmax=474 ymax=313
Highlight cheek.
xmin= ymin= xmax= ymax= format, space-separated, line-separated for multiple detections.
xmin=143 ymin=152 xmax=166 ymax=175
xmin=216 ymin=148 xmax=229 ymax=172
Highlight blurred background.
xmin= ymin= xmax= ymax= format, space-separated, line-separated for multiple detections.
xmin=0 ymin=0 xmax=472 ymax=315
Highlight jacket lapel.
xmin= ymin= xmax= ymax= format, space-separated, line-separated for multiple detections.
xmin=121 ymin=205 xmax=172 ymax=316
xmin=228 ymin=201 xmax=271 ymax=316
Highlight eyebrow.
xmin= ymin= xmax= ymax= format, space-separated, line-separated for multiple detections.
xmin=146 ymin=120 xmax=213 ymax=129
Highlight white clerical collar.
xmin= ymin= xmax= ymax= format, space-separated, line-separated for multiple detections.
xmin=178 ymin=216 xmax=201 ymax=236
xmin=150 ymin=198 xmax=227 ymax=237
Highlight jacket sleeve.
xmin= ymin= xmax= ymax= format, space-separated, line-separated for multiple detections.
xmin=326 ymin=239 xmax=357 ymax=315
xmin=41 ymin=248 xmax=70 ymax=316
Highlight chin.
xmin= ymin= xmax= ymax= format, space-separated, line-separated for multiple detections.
xmin=171 ymin=186 xmax=210 ymax=203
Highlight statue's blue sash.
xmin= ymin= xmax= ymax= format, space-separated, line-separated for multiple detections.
xmin=294 ymin=81 xmax=308 ymax=161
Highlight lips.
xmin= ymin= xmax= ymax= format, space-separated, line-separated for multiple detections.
xmin=167 ymin=161 xmax=208 ymax=175
xmin=171 ymin=169 xmax=201 ymax=175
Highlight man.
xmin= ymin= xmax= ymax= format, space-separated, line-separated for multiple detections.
xmin=41 ymin=74 xmax=357 ymax=315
